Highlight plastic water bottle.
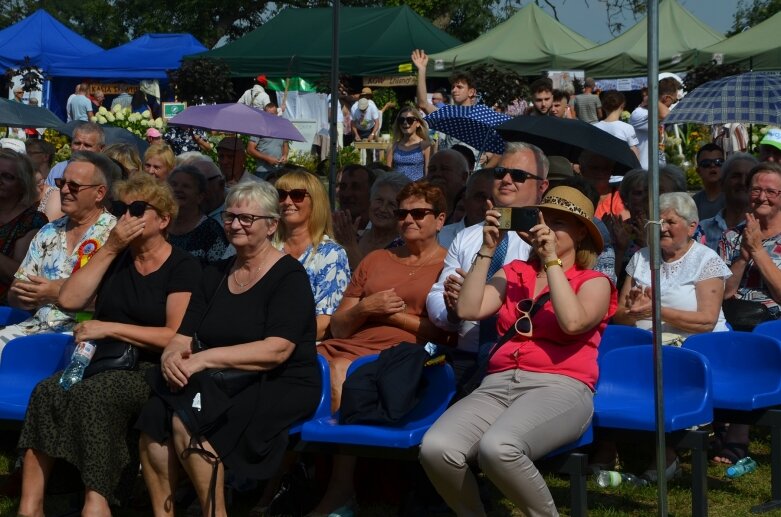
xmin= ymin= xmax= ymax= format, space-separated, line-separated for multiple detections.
xmin=596 ymin=470 xmax=649 ymax=487
xmin=726 ymin=457 xmax=758 ymax=479
xmin=59 ymin=341 xmax=96 ymax=391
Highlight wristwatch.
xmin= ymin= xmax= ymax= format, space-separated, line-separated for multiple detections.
xmin=543 ymin=258 xmax=563 ymax=271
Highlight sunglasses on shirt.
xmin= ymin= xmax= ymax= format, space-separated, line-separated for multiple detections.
xmin=487 ymin=167 xmax=544 ymax=183
xmin=277 ymin=188 xmax=309 ymax=203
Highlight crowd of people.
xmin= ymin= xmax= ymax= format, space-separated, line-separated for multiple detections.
xmin=1 ymin=62 xmax=780 ymax=517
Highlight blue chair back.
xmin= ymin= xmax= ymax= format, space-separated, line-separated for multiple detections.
xmin=598 ymin=325 xmax=652 ymax=364
xmin=0 ymin=333 xmax=75 ymax=421
xmin=594 ymin=345 xmax=713 ymax=432
xmin=683 ymin=331 xmax=781 ymax=410
xmin=289 ymin=354 xmax=331 ymax=434
xmin=754 ymin=320 xmax=781 ymax=339
xmin=0 ymin=306 xmax=31 ymax=326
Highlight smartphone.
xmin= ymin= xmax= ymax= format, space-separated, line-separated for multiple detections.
xmin=496 ymin=207 xmax=539 ymax=232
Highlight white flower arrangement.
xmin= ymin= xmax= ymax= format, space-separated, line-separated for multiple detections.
xmin=97 ymin=106 xmax=166 ymax=137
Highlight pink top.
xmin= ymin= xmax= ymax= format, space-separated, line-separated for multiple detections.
xmin=486 ymin=260 xmax=617 ymax=390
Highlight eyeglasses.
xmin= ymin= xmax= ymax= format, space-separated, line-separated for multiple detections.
xmin=398 ymin=116 xmax=418 ymax=125
xmin=514 ymin=299 xmax=534 ymax=337
xmin=221 ymin=211 xmax=276 ymax=227
xmin=488 ymin=167 xmax=544 ymax=183
xmin=54 ymin=178 xmax=102 ymax=193
xmin=277 ymin=188 xmax=309 ymax=203
xmin=750 ymin=187 xmax=781 ymax=199
xmin=698 ymin=158 xmax=724 ymax=168
xmin=113 ymin=200 xmax=157 ymax=217
xmin=393 ymin=208 xmax=436 ymax=221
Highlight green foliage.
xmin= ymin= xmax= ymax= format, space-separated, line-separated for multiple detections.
xmin=168 ymin=58 xmax=235 ymax=105
xmin=684 ymin=63 xmax=747 ymax=93
xmin=287 ymin=149 xmax=318 ymax=173
xmin=729 ymin=0 xmax=781 ymax=36
xmin=466 ymin=64 xmax=529 ymax=109
xmin=316 ymin=146 xmax=362 ymax=177
xmin=384 ymin=0 xmax=503 ymax=42
xmin=372 ymin=88 xmax=399 ymax=133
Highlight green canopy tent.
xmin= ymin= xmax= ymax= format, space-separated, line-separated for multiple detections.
xmin=694 ymin=10 xmax=781 ymax=71
xmin=189 ymin=6 xmax=461 ymax=77
xmin=552 ymin=0 xmax=724 ymax=78
xmin=427 ymin=3 xmax=595 ymax=76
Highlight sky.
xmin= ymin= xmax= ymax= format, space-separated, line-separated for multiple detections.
xmin=534 ymin=0 xmax=738 ymax=44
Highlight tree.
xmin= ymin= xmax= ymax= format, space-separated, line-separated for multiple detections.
xmin=728 ymin=0 xmax=781 ymax=36
xmin=167 ymin=58 xmax=234 ymax=104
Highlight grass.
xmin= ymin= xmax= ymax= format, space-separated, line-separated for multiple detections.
xmin=0 ymin=429 xmax=775 ymax=516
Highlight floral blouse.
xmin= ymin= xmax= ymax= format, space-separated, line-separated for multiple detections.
xmin=14 ymin=212 xmax=116 ymax=328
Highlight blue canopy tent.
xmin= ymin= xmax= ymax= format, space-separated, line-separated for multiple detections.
xmin=47 ymin=33 xmax=207 ymax=79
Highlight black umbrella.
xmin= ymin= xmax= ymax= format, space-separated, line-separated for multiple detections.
xmin=496 ymin=116 xmax=641 ymax=174
xmin=0 ymin=98 xmax=63 ymax=128
xmin=58 ymin=121 xmax=149 ymax=155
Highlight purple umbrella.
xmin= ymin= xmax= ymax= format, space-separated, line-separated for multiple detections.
xmin=167 ymin=103 xmax=305 ymax=141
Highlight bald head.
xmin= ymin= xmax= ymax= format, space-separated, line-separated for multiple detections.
xmin=427 ymin=150 xmax=469 ymax=212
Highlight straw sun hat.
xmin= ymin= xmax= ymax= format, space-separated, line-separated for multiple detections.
xmin=533 ymin=186 xmax=604 ymax=252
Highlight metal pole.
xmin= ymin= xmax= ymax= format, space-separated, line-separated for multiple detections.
xmin=646 ymin=1 xmax=667 ymax=516
xmin=328 ymin=0 xmax=340 ymax=207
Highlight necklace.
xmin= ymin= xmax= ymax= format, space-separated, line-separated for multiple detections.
xmin=232 ymin=263 xmax=263 ymax=288
xmin=405 ymin=247 xmax=439 ymax=278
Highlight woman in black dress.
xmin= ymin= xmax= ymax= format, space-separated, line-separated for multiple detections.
xmin=137 ymin=180 xmax=320 ymax=517
xmin=17 ymin=173 xmax=200 ymax=516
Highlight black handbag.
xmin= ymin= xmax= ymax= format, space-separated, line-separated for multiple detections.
xmin=83 ymin=250 xmax=139 ymax=378
xmin=722 ymin=297 xmax=773 ymax=331
xmin=460 ymin=292 xmax=552 ymax=395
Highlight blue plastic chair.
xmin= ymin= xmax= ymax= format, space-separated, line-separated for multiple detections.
xmin=684 ymin=331 xmax=781 ymax=513
xmin=754 ymin=319 xmax=781 ymax=339
xmin=0 ymin=306 xmax=31 ymax=326
xmin=301 ymin=354 xmax=456 ymax=448
xmin=0 ymin=333 xmax=75 ymax=421
xmin=289 ymin=354 xmax=331 ymax=434
xmin=598 ymin=324 xmax=652 ymax=364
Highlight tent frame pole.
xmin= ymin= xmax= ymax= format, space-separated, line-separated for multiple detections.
xmin=328 ymin=0 xmax=341 ymax=207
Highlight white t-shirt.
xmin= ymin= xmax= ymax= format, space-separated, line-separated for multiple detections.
xmin=629 ymin=106 xmax=649 ymax=169
xmin=594 ymin=120 xmax=640 ymax=148
xmin=350 ymin=101 xmax=380 ymax=131
xmin=625 ymin=241 xmax=731 ymax=337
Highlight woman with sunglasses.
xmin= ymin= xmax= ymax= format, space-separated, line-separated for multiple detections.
xmin=420 ymin=186 xmax=616 ymax=517
xmin=310 ymin=181 xmax=451 ymax=516
xmin=273 ymin=170 xmax=349 ymax=340
xmin=137 ymin=181 xmax=320 ymax=517
xmin=385 ymin=107 xmax=431 ymax=181
xmin=17 ymin=173 xmax=200 ymax=517
xmin=0 ymin=149 xmax=47 ymax=304
xmin=167 ymin=164 xmax=230 ymax=264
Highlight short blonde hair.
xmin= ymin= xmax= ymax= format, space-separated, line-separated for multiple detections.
xmin=113 ymin=172 xmax=178 ymax=221
xmin=143 ymin=143 xmax=175 ymax=172
xmin=274 ymin=171 xmax=332 ymax=249
xmin=104 ymin=143 xmax=142 ymax=178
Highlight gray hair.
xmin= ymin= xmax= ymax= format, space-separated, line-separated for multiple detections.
xmin=169 ymin=164 xmax=207 ymax=194
xmin=659 ymin=192 xmax=698 ymax=224
xmin=502 ymin=141 xmax=549 ymax=178
xmin=660 ymin=164 xmax=687 ymax=193
xmin=370 ymin=171 xmax=411 ymax=199
xmin=176 ymin=151 xmax=211 ymax=166
xmin=189 ymin=158 xmax=221 ymax=179
xmin=618 ymin=168 xmax=648 ymax=203
xmin=225 ymin=180 xmax=279 ymax=219
xmin=722 ymin=152 xmax=758 ymax=185
xmin=69 ymin=151 xmax=118 ymax=190
xmin=73 ymin=122 xmax=105 ymax=146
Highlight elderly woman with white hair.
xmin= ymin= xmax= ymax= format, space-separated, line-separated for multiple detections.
xmin=137 ymin=180 xmax=320 ymax=517
xmin=614 ymin=191 xmax=731 ymax=337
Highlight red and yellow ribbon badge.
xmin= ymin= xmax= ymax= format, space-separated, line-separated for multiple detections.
xmin=72 ymin=239 xmax=100 ymax=273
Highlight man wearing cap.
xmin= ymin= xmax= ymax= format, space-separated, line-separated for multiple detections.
xmin=217 ymin=137 xmax=261 ymax=186
xmin=350 ymin=88 xmax=380 ymax=142
xmin=46 ymin=123 xmax=105 ymax=187
xmin=238 ymin=75 xmax=271 ymax=110
xmin=427 ymin=142 xmax=548 ymax=383
xmin=759 ymin=128 xmax=781 ymax=163
xmin=246 ymin=102 xmax=289 ymax=178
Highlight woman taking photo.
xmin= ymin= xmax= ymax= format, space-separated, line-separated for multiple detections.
xmin=138 ymin=181 xmax=320 ymax=517
xmin=0 ymin=149 xmax=47 ymax=304
xmin=385 ymin=107 xmax=431 ymax=181
xmin=17 ymin=173 xmax=200 ymax=516
xmin=310 ymin=181 xmax=450 ymax=516
xmin=420 ymin=186 xmax=616 ymax=517
xmin=167 ymin=165 xmax=229 ymax=264
xmin=274 ymin=170 xmax=350 ymax=340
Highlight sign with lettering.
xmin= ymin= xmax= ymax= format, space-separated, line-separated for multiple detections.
xmin=363 ymin=76 xmax=417 ymax=87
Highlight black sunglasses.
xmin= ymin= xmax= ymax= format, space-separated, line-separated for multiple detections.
xmin=393 ymin=208 xmax=436 ymax=221
xmin=488 ymin=167 xmax=544 ymax=183
xmin=698 ymin=158 xmax=724 ymax=168
xmin=112 ymin=200 xmax=157 ymax=218
xmin=398 ymin=116 xmax=418 ymax=125
xmin=54 ymin=178 xmax=102 ymax=193
xmin=277 ymin=188 xmax=309 ymax=203
xmin=221 ymin=211 xmax=276 ymax=226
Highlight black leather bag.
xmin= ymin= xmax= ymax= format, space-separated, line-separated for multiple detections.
xmin=192 ymin=329 xmax=259 ymax=398
xmin=722 ymin=298 xmax=773 ymax=331
xmin=83 ymin=340 xmax=139 ymax=378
